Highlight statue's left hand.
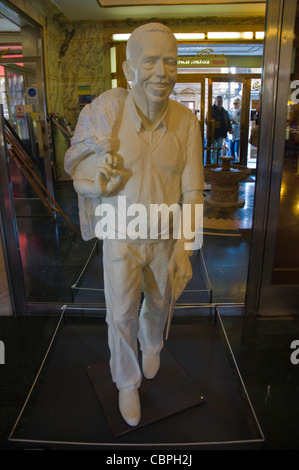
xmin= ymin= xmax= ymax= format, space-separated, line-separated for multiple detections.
xmin=168 ymin=246 xmax=192 ymax=301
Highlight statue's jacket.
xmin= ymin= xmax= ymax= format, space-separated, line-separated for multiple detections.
xmin=64 ymin=87 xmax=204 ymax=241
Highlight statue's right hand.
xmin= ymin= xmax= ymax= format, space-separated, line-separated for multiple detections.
xmin=94 ymin=162 xmax=123 ymax=196
xmin=104 ymin=153 xmax=120 ymax=168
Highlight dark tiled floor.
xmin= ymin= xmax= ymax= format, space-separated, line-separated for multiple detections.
xmin=0 ymin=315 xmax=59 ymax=450
xmin=1 ymin=313 xmax=299 ymax=450
xmin=220 ymin=314 xmax=299 ymax=450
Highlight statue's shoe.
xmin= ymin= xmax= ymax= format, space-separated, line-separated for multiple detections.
xmin=119 ymin=389 xmax=141 ymax=427
xmin=142 ymin=353 xmax=160 ymax=379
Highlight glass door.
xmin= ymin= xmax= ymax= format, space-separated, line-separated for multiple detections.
xmin=206 ymin=76 xmax=255 ymax=168
xmin=175 ymin=74 xmax=257 ymax=305
xmin=0 ymin=57 xmax=52 ymax=202
xmin=0 ymin=56 xmax=55 ymax=310
xmin=176 ymin=74 xmax=260 ymax=168
xmin=206 ymin=78 xmax=242 ymax=165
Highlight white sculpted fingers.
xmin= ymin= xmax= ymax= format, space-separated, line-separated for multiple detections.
xmin=94 ymin=162 xmax=124 ymax=196
xmin=168 ymin=248 xmax=192 ymax=300
xmin=96 ymin=164 xmax=111 ymax=180
xmin=104 ymin=153 xmax=120 ymax=168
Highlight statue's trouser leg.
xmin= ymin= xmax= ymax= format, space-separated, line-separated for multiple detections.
xmin=103 ymin=239 xmax=173 ymax=391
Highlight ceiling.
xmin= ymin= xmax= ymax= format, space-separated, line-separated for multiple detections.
xmin=0 ymin=1 xmax=265 ymax=59
xmin=51 ymin=0 xmax=266 ymax=22
xmin=0 ymin=16 xmax=20 ymax=31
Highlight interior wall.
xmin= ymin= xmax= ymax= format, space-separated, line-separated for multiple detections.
xmin=58 ymin=22 xmax=110 ymax=126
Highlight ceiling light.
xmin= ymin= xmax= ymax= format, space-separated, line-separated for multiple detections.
xmin=207 ymin=32 xmax=253 ymax=40
xmin=113 ymin=31 xmax=257 ymax=42
xmin=112 ymin=34 xmax=130 ymax=41
xmin=243 ymin=32 xmax=254 ymax=39
xmin=113 ymin=32 xmax=205 ymax=41
xmin=174 ymin=33 xmax=205 ymax=40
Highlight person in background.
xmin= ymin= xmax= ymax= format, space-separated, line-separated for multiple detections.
xmin=211 ymin=95 xmax=232 ymax=163
xmin=229 ymin=97 xmax=241 ymax=162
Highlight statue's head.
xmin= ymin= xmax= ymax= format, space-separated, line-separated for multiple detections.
xmin=122 ymin=22 xmax=178 ymax=108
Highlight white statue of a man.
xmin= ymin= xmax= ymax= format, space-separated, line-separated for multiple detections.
xmin=65 ymin=22 xmax=204 ymax=427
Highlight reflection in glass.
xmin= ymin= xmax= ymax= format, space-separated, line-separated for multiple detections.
xmin=271 ymin=17 xmax=299 ymax=286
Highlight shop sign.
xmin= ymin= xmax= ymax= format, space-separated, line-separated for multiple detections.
xmin=178 ymin=48 xmax=227 ymax=68
xmin=251 ymin=79 xmax=261 ymax=91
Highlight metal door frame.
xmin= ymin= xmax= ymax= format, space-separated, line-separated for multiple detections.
xmin=0 ymin=56 xmax=51 ymax=315
xmin=176 ymin=75 xmax=205 ymax=147
xmin=246 ymin=0 xmax=298 ymax=316
xmin=0 ymin=104 xmax=26 ymax=315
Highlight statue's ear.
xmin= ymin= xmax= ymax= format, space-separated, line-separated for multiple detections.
xmin=122 ymin=61 xmax=135 ymax=82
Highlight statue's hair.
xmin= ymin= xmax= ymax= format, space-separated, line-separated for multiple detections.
xmin=126 ymin=22 xmax=177 ymax=64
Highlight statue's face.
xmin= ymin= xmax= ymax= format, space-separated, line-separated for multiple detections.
xmin=127 ymin=31 xmax=177 ymax=107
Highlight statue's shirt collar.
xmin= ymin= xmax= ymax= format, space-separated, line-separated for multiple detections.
xmin=126 ymin=92 xmax=168 ymax=134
